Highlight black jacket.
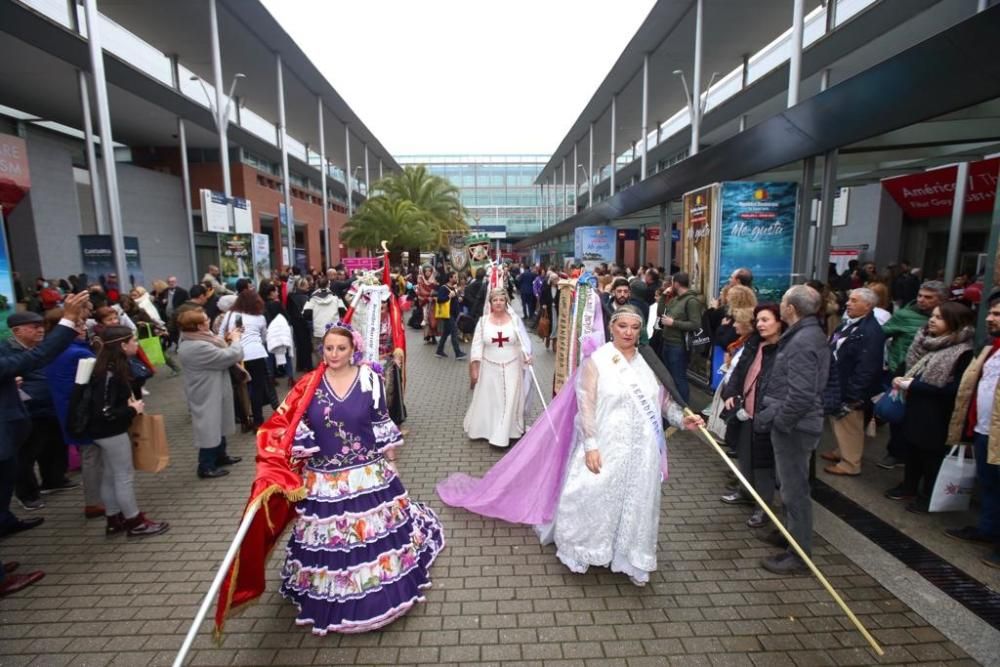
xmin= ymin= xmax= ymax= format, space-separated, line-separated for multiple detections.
xmin=755 ymin=317 xmax=831 ymax=436
xmin=824 ymin=312 xmax=886 ymax=409
xmin=85 ymin=373 xmax=138 ymax=439
xmin=902 ymin=349 xmax=974 ymax=451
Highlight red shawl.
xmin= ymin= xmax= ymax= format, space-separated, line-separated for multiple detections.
xmin=213 ymin=365 xmax=324 ymax=636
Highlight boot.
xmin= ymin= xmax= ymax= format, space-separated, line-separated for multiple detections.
xmin=105 ymin=513 xmax=126 ymax=537
xmin=124 ymin=512 xmax=170 ymax=538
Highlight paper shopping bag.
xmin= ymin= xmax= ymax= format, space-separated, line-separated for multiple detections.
xmin=929 ymin=445 xmax=976 ymax=512
xmin=130 ymin=414 xmax=170 ymax=473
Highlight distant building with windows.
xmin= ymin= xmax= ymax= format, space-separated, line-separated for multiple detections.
xmin=397 ymin=155 xmax=555 ymax=243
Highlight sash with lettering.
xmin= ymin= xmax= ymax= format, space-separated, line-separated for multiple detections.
xmin=610 ymin=350 xmax=669 ymax=480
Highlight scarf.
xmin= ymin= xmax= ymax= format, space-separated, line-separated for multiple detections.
xmin=181 ymin=329 xmax=227 ymax=349
xmin=742 ymin=343 xmax=766 ymax=417
xmin=904 ymin=325 xmax=975 ymax=388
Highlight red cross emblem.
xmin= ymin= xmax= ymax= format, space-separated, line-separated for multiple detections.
xmin=491 ymin=332 xmax=510 ymax=348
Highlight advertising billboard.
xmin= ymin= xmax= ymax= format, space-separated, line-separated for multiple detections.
xmin=574 ymin=226 xmax=615 ymax=270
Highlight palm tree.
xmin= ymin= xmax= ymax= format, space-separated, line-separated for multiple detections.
xmin=341 ymin=196 xmax=433 ymax=260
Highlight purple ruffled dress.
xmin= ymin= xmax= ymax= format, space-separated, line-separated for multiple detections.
xmin=279 ymin=371 xmax=445 ymax=634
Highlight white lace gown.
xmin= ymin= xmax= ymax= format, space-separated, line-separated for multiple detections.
xmin=539 ymin=342 xmax=684 ymax=584
xmin=463 ymin=318 xmax=526 ymax=447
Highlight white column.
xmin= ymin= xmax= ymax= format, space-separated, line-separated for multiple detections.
xmin=78 ymin=71 xmax=107 ymax=234
xmin=640 ymin=53 xmax=649 ymax=180
xmin=318 ymin=97 xmax=330 ymax=268
xmin=363 ymin=143 xmax=370 ymax=197
xmin=208 ymin=0 xmax=231 ymax=197
xmin=813 ymin=150 xmax=839 ymax=280
xmin=691 ymin=0 xmax=704 ymax=156
xmin=345 ymin=125 xmax=353 ymax=218
xmin=276 ymin=53 xmax=293 ymax=269
xmin=588 ymin=122 xmax=594 ymax=208
xmin=788 ymin=0 xmax=805 ymax=107
xmin=739 ymin=53 xmax=749 ymax=132
xmin=944 ymin=162 xmax=969 ymax=284
xmin=610 ymin=95 xmax=617 ymax=194
xmin=82 ymin=0 xmax=127 ymax=282
xmin=561 ymin=157 xmax=567 ymax=220
xmin=379 ymin=159 xmax=384 ymax=181
xmin=177 ymin=119 xmax=198 ymax=284
xmin=573 ymin=144 xmax=578 ymax=214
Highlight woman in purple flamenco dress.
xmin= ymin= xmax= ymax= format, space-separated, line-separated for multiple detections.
xmin=278 ymin=324 xmax=445 ymax=634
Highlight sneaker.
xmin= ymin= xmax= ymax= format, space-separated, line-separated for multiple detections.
xmin=982 ymin=551 xmax=1000 ymax=570
xmin=197 ymin=468 xmax=230 ymax=479
xmin=876 ymin=455 xmax=903 ymax=470
xmin=455 ymin=353 xmax=468 ymax=360
xmin=884 ymin=485 xmax=916 ymax=501
xmin=943 ymin=526 xmax=994 ymax=545
xmin=720 ymin=491 xmax=754 ymax=506
xmin=761 ymin=551 xmax=809 ymax=576
xmin=125 ymin=513 xmax=170 ymax=538
xmin=106 ymin=513 xmax=126 ymax=537
xmin=18 ymin=497 xmax=45 ymax=511
xmin=39 ymin=479 xmax=80 ymax=495
xmin=747 ymin=508 xmax=768 ymax=528
xmin=84 ymin=505 xmax=105 ymax=519
xmin=435 ymin=352 xmax=447 ymax=359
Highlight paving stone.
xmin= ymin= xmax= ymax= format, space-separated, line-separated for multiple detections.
xmin=0 ymin=327 xmax=976 ymax=665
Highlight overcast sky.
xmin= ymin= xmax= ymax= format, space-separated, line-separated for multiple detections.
xmin=260 ymin=0 xmax=656 ymax=157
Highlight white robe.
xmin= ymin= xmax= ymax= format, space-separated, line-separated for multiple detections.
xmin=540 ymin=342 xmax=683 ymax=584
xmin=463 ymin=317 xmax=526 ymax=447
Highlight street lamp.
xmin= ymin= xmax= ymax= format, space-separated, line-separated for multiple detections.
xmin=577 ymin=163 xmax=591 ymax=196
xmin=192 ymin=72 xmax=245 ymax=128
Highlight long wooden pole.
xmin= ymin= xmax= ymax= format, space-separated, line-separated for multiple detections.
xmin=682 ymin=406 xmax=884 ymax=656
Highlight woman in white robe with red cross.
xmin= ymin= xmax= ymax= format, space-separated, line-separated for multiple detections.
xmin=464 ymin=288 xmax=532 ymax=447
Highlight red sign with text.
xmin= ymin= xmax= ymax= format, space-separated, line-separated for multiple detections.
xmin=881 ymin=158 xmax=998 ymax=219
xmin=0 ymin=133 xmax=31 ymax=210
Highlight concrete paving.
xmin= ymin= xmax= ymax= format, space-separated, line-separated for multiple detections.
xmin=0 ymin=325 xmax=986 ymax=666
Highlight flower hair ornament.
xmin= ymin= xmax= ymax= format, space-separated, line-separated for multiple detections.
xmin=324 ymin=321 xmax=366 ymax=366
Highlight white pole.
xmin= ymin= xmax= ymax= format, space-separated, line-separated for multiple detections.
xmin=573 ymin=144 xmax=579 ymax=214
xmin=691 ymin=0 xmax=704 ymax=156
xmin=610 ymin=95 xmax=617 ymax=194
xmin=944 ymin=162 xmax=969 ymax=285
xmin=345 ymin=126 xmax=353 ymax=218
xmin=640 ymin=53 xmax=649 ymax=180
xmin=177 ymin=119 xmax=199 ymax=285
xmin=788 ymin=0 xmax=805 ymax=107
xmin=82 ymin=0 xmax=128 ymax=283
xmin=318 ymin=97 xmax=329 ymax=268
xmin=587 ymin=123 xmax=594 ymax=208
xmin=276 ymin=54 xmax=293 ymax=270
xmin=78 ymin=72 xmax=107 ymax=234
xmin=173 ymin=504 xmax=259 ymax=667
xmin=208 ymin=0 xmax=231 ymax=198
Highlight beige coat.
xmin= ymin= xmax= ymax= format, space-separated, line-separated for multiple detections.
xmin=948 ymin=345 xmax=1000 ymax=464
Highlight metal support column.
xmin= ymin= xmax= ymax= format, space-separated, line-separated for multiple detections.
xmin=660 ymin=203 xmax=670 ymax=273
xmin=177 ymin=119 xmax=198 ymax=284
xmin=209 ymin=0 xmax=231 ymax=198
xmin=540 ymin=184 xmax=545 ymax=229
xmin=739 ymin=53 xmax=749 ymax=132
xmin=573 ymin=144 xmax=579 ymax=214
xmin=560 ymin=158 xmax=566 ymax=221
xmin=944 ymin=162 xmax=969 ymax=285
xmin=638 ymin=225 xmax=647 ymax=267
xmin=345 ymin=125 xmax=353 ymax=218
xmin=977 ymin=163 xmax=1000 ymax=341
xmin=379 ymin=159 xmax=384 ymax=181
xmin=276 ymin=53 xmax=293 ymax=269
xmin=82 ymin=0 xmax=127 ymax=283
xmin=788 ymin=0 xmax=805 ymax=107
xmin=588 ymin=122 xmax=594 ymax=208
xmin=610 ymin=95 xmax=617 ymax=194
xmin=78 ymin=71 xmax=107 ymax=234
xmin=793 ymin=157 xmax=815 ymax=283
xmin=820 ymin=0 xmax=836 ymax=92
xmin=363 ymin=143 xmax=370 ymax=198
xmin=813 ymin=150 xmax=839 ymax=281
xmin=691 ymin=0 xmax=704 ymax=155
xmin=640 ymin=54 xmax=649 ymax=180
xmin=318 ymin=97 xmax=330 ymax=268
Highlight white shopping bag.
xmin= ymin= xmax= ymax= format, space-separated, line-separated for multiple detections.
xmin=928 ymin=445 xmax=976 ymax=513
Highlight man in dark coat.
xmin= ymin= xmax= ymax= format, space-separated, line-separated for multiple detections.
xmin=820 ymin=287 xmax=886 ymax=476
xmin=753 ymin=285 xmax=830 ymax=575
xmin=517 ymin=266 xmax=537 ymax=320
xmin=0 ymin=292 xmax=91 ymax=597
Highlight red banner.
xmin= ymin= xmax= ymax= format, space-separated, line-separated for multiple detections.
xmin=0 ymin=134 xmax=30 ymax=210
xmin=644 ymin=227 xmax=660 ymax=241
xmin=881 ymin=158 xmax=998 ymax=219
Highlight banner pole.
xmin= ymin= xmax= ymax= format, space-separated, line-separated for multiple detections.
xmin=173 ymin=503 xmax=259 ymax=667
xmin=681 ymin=407 xmax=884 ymax=656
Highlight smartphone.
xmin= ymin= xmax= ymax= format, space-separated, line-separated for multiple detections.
xmin=235 ymin=315 xmax=243 ymax=328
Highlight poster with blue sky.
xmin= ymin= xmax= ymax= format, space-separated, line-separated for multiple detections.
xmin=717 ymin=182 xmax=797 ymax=303
xmin=0 ymin=210 xmax=16 ymax=340
xmin=574 ymin=226 xmax=615 ymax=270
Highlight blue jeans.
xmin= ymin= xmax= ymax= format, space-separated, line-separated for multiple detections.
xmin=197 ymin=438 xmax=228 ymax=474
xmin=661 ymin=343 xmax=690 ymax=405
xmin=436 ymin=319 xmax=463 ymax=357
xmin=974 ymin=433 xmax=1000 ymax=539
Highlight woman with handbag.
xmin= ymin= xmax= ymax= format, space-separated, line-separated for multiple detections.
xmin=885 ymin=302 xmax=975 ymax=512
xmin=720 ymin=304 xmax=785 ymax=528
xmin=219 ymin=291 xmax=275 ymax=428
xmin=177 ymin=310 xmax=245 ymax=479
xmin=85 ymin=326 xmax=169 ymax=538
